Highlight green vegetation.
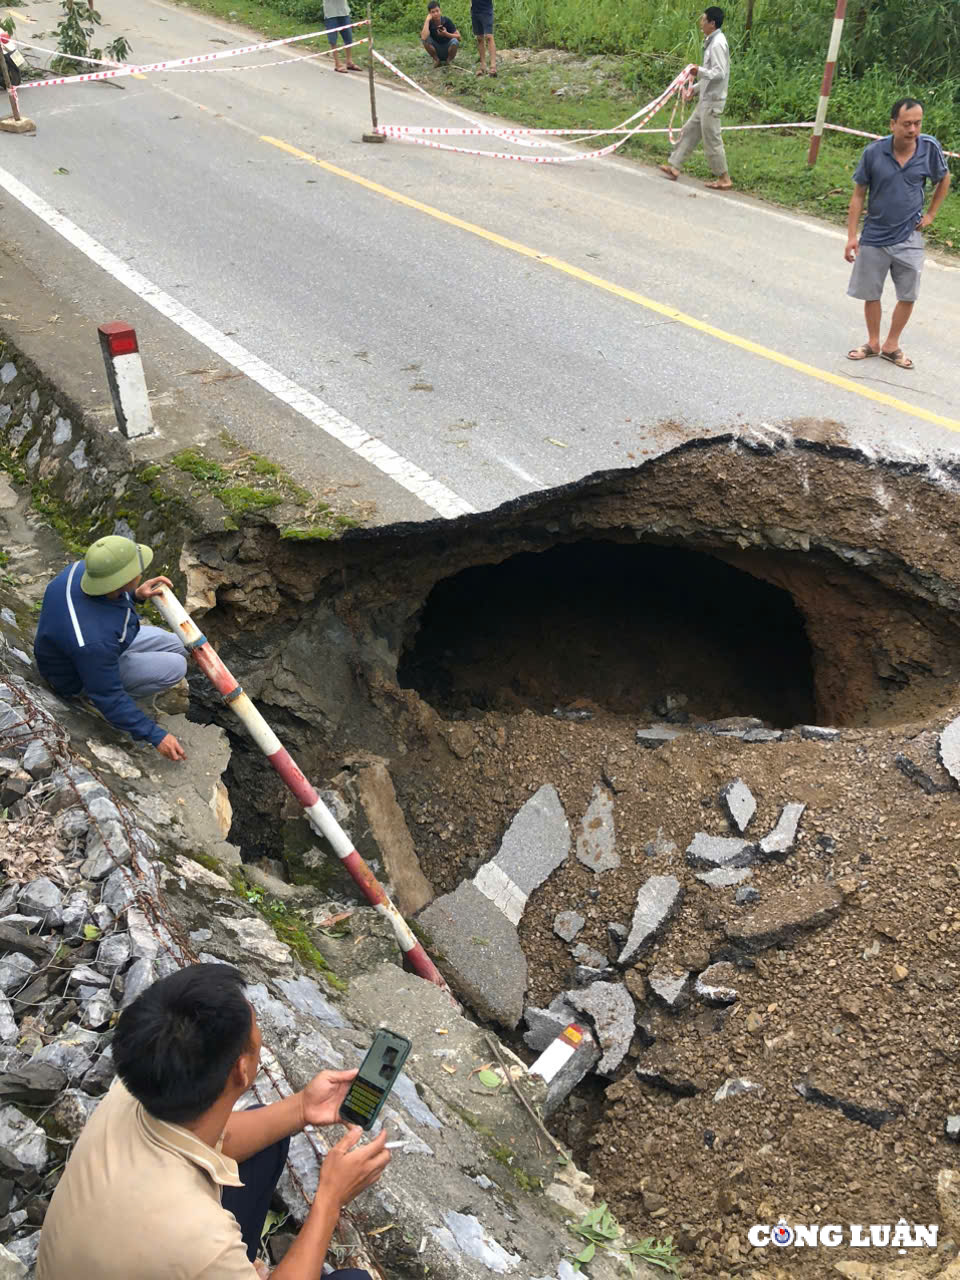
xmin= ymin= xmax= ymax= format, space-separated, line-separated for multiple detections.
xmin=218 ymin=485 xmax=284 ymax=513
xmin=570 ymin=1203 xmax=680 ymax=1278
xmin=182 ymin=0 xmax=958 ymax=249
xmin=172 ymin=449 xmax=228 ymax=484
xmin=30 ymin=482 xmax=99 ymax=556
xmin=252 ymin=457 xmax=282 ymax=476
xmin=232 ymin=871 xmax=348 ymax=991
xmin=280 ymin=524 xmax=334 ymax=540
xmin=186 ymin=848 xmax=225 ymax=875
xmin=138 ymin=465 xmax=162 ymax=484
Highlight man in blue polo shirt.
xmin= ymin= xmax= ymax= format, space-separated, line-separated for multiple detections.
xmin=845 ymin=98 xmax=951 ymax=370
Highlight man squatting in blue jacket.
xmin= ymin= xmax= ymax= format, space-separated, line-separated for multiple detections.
xmin=34 ymin=536 xmax=189 ymax=762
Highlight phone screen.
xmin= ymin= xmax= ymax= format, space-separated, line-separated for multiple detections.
xmin=339 ymin=1028 xmax=412 ymax=1130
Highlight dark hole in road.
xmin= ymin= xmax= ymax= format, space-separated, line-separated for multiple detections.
xmin=398 ymin=540 xmax=817 ymax=727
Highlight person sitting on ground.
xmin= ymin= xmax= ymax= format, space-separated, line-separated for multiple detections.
xmin=324 ymin=0 xmax=362 ymax=72
xmin=33 ymin=534 xmax=189 ymax=763
xmin=37 ymin=963 xmax=391 ymax=1280
xmin=421 ymin=1 xmax=461 ymax=67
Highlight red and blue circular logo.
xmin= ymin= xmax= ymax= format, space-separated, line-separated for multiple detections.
xmin=772 ymin=1220 xmax=795 ymax=1248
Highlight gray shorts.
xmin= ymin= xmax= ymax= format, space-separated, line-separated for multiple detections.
xmin=847 ymin=231 xmax=924 ymax=303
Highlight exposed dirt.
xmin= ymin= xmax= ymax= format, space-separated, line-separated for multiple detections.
xmin=389 ymin=704 xmax=960 ymax=1278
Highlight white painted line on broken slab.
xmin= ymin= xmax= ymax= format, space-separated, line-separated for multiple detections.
xmin=473 ymin=862 xmax=528 ymax=925
xmin=0 ymin=163 xmax=475 ymax=521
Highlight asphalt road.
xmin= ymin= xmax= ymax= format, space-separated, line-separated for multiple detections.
xmin=2 ymin=0 xmax=959 ymax=519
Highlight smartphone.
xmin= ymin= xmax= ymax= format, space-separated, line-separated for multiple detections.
xmin=339 ymin=1028 xmax=412 ymax=1130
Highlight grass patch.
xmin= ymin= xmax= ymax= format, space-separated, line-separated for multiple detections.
xmin=281 ymin=524 xmax=335 ymax=540
xmin=30 ymin=482 xmax=99 ymax=556
xmin=232 ymin=871 xmax=348 ymax=991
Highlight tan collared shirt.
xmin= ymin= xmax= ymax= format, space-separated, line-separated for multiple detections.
xmin=37 ymin=1080 xmax=258 ymax=1280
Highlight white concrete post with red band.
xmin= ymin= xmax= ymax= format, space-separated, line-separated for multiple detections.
xmin=151 ymin=586 xmax=451 ymax=993
xmin=98 ymin=323 xmax=153 ymax=439
xmin=528 ymin=1023 xmax=588 ymax=1083
xmin=807 ymin=0 xmax=847 ymax=167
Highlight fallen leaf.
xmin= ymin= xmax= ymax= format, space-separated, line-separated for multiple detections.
xmin=441 ymin=1062 xmax=458 ymax=1074
xmin=546 ymin=437 xmax=569 ymax=448
xmin=54 ymin=167 xmax=70 ymax=175
xmin=477 ymin=1068 xmax=502 ymax=1088
xmin=367 ymin=1224 xmax=396 ymax=1237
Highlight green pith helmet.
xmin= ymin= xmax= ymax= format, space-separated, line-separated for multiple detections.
xmin=80 ymin=536 xmax=154 ymax=596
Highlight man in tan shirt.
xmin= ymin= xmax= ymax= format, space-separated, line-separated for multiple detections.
xmin=38 ymin=963 xmax=390 ymax=1280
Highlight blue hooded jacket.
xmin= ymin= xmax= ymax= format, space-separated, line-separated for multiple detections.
xmin=33 ymin=561 xmax=165 ymax=746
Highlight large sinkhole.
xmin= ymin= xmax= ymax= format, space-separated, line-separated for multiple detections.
xmin=398 ymin=541 xmax=818 ymax=727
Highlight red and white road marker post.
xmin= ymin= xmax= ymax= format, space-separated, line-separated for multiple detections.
xmin=98 ymin=323 xmax=154 ymax=439
xmin=807 ymin=0 xmax=847 ymax=167
xmin=151 ymin=586 xmax=454 ymax=996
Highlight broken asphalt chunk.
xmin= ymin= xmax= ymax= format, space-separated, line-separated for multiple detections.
xmin=685 ymin=833 xmax=755 ymax=870
xmin=725 ymin=881 xmax=843 ymax=951
xmin=635 ymin=725 xmax=682 ymax=749
xmin=647 ymin=965 xmax=691 ymax=1012
xmin=720 ymin=780 xmax=756 ymax=833
xmin=793 ymin=1077 xmax=899 ymax=1129
xmin=636 ymin=1063 xmax=702 ymax=1096
xmin=616 ymin=875 xmax=683 ymax=966
xmin=553 ymin=911 xmax=585 ymax=942
xmin=895 ymin=752 xmax=951 ymax=795
xmin=799 ymin=725 xmax=839 ymax=741
xmin=522 ymin=995 xmax=580 ymax=1052
xmin=714 ymin=1077 xmax=761 ymax=1102
xmin=757 ymin=802 xmax=805 ymax=859
xmin=695 ymin=962 xmax=739 ymax=1006
xmin=568 ymin=982 xmax=635 ymax=1075
xmin=473 ymin=783 xmax=569 ymax=925
xmin=938 ymin=715 xmax=960 ymax=788
xmin=696 ymin=866 xmax=754 ymax=889
xmin=575 ymin=784 xmax=619 ymax=873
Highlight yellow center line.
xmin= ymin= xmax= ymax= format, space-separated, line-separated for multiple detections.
xmin=261 ymin=135 xmax=960 ymax=434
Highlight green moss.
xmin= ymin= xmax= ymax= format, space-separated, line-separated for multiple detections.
xmin=280 ymin=525 xmax=334 ymax=541
xmin=173 ymin=449 xmax=228 ymax=484
xmin=334 ymin=515 xmax=359 ymax=529
xmin=138 ymin=464 xmax=163 ymax=484
xmin=31 ymin=482 xmax=98 ymax=556
xmin=270 ymin=913 xmax=348 ymax=992
xmin=217 ymin=486 xmax=284 ymax=514
xmin=0 ymin=549 xmax=8 ymax=568
xmin=186 ymin=849 xmax=223 ymax=875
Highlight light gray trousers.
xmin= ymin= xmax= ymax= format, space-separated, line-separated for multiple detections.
xmin=119 ymin=625 xmax=188 ymax=697
xmin=668 ymin=99 xmax=728 ymax=176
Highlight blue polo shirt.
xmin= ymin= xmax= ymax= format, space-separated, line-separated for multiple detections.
xmin=854 ymin=134 xmax=949 ymax=246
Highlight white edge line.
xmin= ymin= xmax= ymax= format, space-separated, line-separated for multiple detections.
xmin=0 ymin=163 xmax=474 ymax=520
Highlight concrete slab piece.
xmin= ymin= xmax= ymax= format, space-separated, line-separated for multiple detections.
xmin=553 ymin=911 xmax=585 ymax=942
xmin=939 ymin=715 xmax=960 ymax=786
xmin=418 ymin=881 xmax=528 ymax=1028
xmin=617 ymin=875 xmax=683 ymax=966
xmin=695 ymin=866 xmax=754 ymax=889
xmin=575 ymin=784 xmax=618 ymax=873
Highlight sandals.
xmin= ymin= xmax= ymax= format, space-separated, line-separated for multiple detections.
xmin=880 ymin=348 xmax=914 ymax=369
xmin=334 ymin=65 xmax=348 ymax=72
xmin=659 ymin=164 xmax=679 ymax=181
xmin=704 ymin=179 xmax=733 ymax=190
xmin=846 ymin=344 xmax=879 ymax=361
xmin=346 ymin=64 xmax=363 ymax=71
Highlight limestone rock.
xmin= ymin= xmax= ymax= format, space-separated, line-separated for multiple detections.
xmin=0 ymin=1106 xmax=47 ymax=1173
xmin=696 ymin=866 xmax=754 ymax=889
xmin=725 ymin=882 xmax=843 ymax=950
xmin=0 ymin=1243 xmax=27 ymax=1279
xmin=647 ymin=965 xmax=691 ymax=1012
xmin=21 ymin=740 xmax=54 ymax=780
xmin=617 ymin=876 xmax=683 ymax=966
xmin=576 ymin=784 xmax=618 ymax=873
xmin=275 ymin=975 xmax=346 ymax=1028
xmin=221 ymin=915 xmax=293 ymax=968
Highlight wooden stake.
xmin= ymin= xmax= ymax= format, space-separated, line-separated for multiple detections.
xmin=362 ymin=2 xmax=385 ymax=142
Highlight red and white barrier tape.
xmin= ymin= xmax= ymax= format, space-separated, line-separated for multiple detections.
xmin=375 ymin=61 xmax=694 ymax=163
xmin=17 ymin=21 xmax=367 ymax=91
xmin=166 ymin=39 xmax=368 ymax=75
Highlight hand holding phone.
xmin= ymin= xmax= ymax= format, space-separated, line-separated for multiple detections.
xmin=318 ymin=1126 xmax=391 ymax=1208
xmin=339 ymin=1028 xmax=412 ymax=1130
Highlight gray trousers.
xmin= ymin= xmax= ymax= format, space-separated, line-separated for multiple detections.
xmin=669 ymin=99 xmax=728 ymax=176
xmin=119 ymin=625 xmax=188 ymax=697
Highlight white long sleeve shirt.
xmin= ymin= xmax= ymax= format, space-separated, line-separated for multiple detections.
xmin=694 ymin=28 xmax=730 ymax=108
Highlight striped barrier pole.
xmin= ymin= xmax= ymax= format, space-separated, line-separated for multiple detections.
xmin=152 ymin=586 xmax=451 ymax=993
xmin=807 ymin=0 xmax=847 ymax=167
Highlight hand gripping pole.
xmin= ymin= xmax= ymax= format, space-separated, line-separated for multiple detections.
xmin=152 ymin=586 xmax=450 ymax=992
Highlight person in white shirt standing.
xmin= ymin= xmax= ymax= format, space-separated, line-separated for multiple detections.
xmin=660 ymin=7 xmax=733 ymax=190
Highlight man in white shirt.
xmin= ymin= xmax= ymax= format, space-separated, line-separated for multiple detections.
xmin=660 ymin=7 xmax=733 ymax=190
